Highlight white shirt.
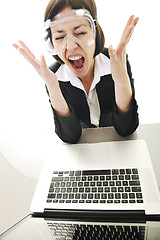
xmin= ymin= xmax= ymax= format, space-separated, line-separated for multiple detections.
xmin=56 ymin=53 xmax=111 ymax=126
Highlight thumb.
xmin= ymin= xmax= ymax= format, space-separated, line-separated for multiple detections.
xmin=108 ymin=45 xmax=115 ymax=59
xmin=40 ymin=55 xmax=48 ymax=69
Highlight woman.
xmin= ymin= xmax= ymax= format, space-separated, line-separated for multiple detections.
xmin=13 ymin=0 xmax=139 ymax=143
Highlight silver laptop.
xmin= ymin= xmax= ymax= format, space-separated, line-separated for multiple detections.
xmin=30 ymin=139 xmax=160 ymax=216
xmin=1 ymin=214 xmax=160 ymax=240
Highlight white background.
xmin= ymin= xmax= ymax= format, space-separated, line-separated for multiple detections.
xmin=0 ymin=0 xmax=160 ymax=178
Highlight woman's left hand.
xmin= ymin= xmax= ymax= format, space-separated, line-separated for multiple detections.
xmin=109 ymin=15 xmax=139 ymax=83
xmin=108 ymin=15 xmax=139 ymax=114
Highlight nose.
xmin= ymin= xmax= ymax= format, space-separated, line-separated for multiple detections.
xmin=66 ymin=36 xmax=78 ymax=51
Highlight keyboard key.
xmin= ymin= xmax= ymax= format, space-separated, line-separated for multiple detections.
xmin=129 ymin=200 xmax=136 ymax=203
xmin=52 ymin=177 xmax=63 ymax=181
xmin=91 ymin=187 xmax=97 ymax=192
xmin=98 ymin=187 xmax=103 ymax=192
xmin=119 ymin=175 xmax=124 ymax=180
xmin=132 ymin=168 xmax=138 ymax=174
xmin=88 ymin=194 xmax=93 ymax=199
xmin=70 ymin=177 xmax=75 ymax=181
xmin=122 ymin=181 xmax=128 ymax=186
xmin=106 ymin=176 xmax=111 ymax=180
xmin=83 ymin=170 xmax=111 ymax=175
xmin=90 ymin=182 xmax=95 ymax=186
xmin=94 ymin=176 xmax=99 ymax=181
xmin=126 ymin=169 xmax=132 ymax=174
xmin=108 ymin=193 xmax=114 ymax=199
xmin=79 ymin=188 xmax=84 ymax=192
xmin=95 ymin=193 xmax=100 ymax=199
xmin=93 ymin=200 xmax=99 ymax=203
xmin=125 ymin=187 xmax=131 ymax=192
xmin=116 ymin=181 xmax=121 ymax=186
xmin=73 ymin=188 xmax=78 ymax=193
xmin=120 ymin=169 xmax=125 ymax=174
xmin=105 ymin=187 xmax=110 ymax=192
xmin=103 ymin=181 xmax=108 ymax=186
xmin=100 ymin=176 xmax=105 ymax=180
xmin=112 ymin=176 xmax=118 ymax=180
xmin=101 ymin=193 xmax=107 ymax=199
xmin=88 ymin=176 xmax=92 ymax=181
xmin=78 ymin=182 xmax=83 ymax=187
xmin=122 ymin=193 xmax=128 ymax=199
xmin=118 ymin=187 xmax=124 ymax=192
xmin=131 ymin=175 xmax=139 ymax=180
xmin=69 ymin=171 xmax=74 ymax=176
xmin=75 ymin=194 xmax=80 ymax=199
xmin=82 ymin=194 xmax=87 ymax=199
xmin=97 ymin=182 xmax=102 ymax=186
xmin=48 ymin=193 xmax=56 ymax=199
xmin=136 ymin=193 xmax=143 ymax=198
xmin=85 ymin=188 xmax=90 ymax=193
xmin=129 ymin=181 xmax=140 ymax=186
xmin=115 ymin=193 xmax=121 ymax=199
xmin=84 ymin=182 xmax=89 ymax=187
xmin=125 ymin=175 xmax=131 ymax=180
xmin=112 ymin=169 xmax=119 ymax=175
xmin=111 ymin=187 xmax=117 ymax=192
xmin=75 ymin=171 xmax=81 ymax=176
xmin=132 ymin=187 xmax=141 ymax=192
xmin=129 ymin=193 xmax=135 ymax=199
xmin=109 ymin=181 xmax=115 ymax=186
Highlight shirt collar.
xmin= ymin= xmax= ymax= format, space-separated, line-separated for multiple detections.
xmin=55 ymin=52 xmax=111 ymax=92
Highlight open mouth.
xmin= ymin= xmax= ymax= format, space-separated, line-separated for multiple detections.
xmin=68 ymin=56 xmax=85 ymax=71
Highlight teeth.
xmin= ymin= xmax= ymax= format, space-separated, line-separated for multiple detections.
xmin=68 ymin=56 xmax=82 ymax=61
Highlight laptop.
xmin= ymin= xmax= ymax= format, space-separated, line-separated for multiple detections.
xmin=1 ymin=214 xmax=160 ymax=240
xmin=30 ymin=139 xmax=160 ymax=217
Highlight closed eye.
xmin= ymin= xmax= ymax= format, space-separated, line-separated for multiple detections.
xmin=76 ymin=32 xmax=87 ymax=36
xmin=55 ymin=36 xmax=65 ymax=40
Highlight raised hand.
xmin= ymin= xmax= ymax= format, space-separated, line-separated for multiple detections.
xmin=108 ymin=15 xmax=139 ymax=114
xmin=109 ymin=15 xmax=139 ymax=83
xmin=13 ymin=40 xmax=70 ymax=116
xmin=13 ymin=41 xmax=58 ymax=88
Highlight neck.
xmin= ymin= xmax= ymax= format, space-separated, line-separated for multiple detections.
xmin=80 ymin=60 xmax=95 ymax=95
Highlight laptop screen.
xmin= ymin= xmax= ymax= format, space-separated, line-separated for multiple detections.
xmin=1 ymin=215 xmax=160 ymax=240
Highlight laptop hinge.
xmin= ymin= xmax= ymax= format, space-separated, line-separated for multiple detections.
xmin=42 ymin=209 xmax=146 ymax=223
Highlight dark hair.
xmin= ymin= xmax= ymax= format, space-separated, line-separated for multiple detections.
xmin=44 ymin=0 xmax=105 ymax=64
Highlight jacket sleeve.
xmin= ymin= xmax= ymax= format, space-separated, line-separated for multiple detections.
xmin=112 ymin=56 xmax=139 ymax=136
xmin=45 ymin=85 xmax=82 ymax=144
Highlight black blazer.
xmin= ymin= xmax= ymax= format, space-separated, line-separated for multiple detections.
xmin=47 ymin=48 xmax=139 ymax=143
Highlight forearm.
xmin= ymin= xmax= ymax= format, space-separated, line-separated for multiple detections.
xmin=114 ymin=73 xmax=132 ymax=114
xmin=46 ymin=81 xmax=70 ymax=117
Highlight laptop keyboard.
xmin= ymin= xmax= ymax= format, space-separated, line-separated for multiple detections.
xmin=47 ymin=221 xmax=146 ymax=240
xmin=47 ymin=169 xmax=143 ymax=204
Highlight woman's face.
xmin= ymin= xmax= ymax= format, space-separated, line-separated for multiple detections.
xmin=53 ymin=7 xmax=96 ymax=80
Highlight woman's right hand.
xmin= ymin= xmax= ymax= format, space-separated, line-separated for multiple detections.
xmin=13 ymin=40 xmax=70 ymax=116
xmin=13 ymin=40 xmax=58 ymax=88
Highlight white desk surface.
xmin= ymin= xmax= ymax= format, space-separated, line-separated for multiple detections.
xmin=0 ymin=123 xmax=160 ymax=234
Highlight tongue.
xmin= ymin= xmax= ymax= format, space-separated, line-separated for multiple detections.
xmin=73 ymin=58 xmax=84 ymax=68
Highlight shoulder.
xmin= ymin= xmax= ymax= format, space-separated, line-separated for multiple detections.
xmin=49 ymin=61 xmax=62 ymax=73
xmin=101 ymin=47 xmax=110 ymax=58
